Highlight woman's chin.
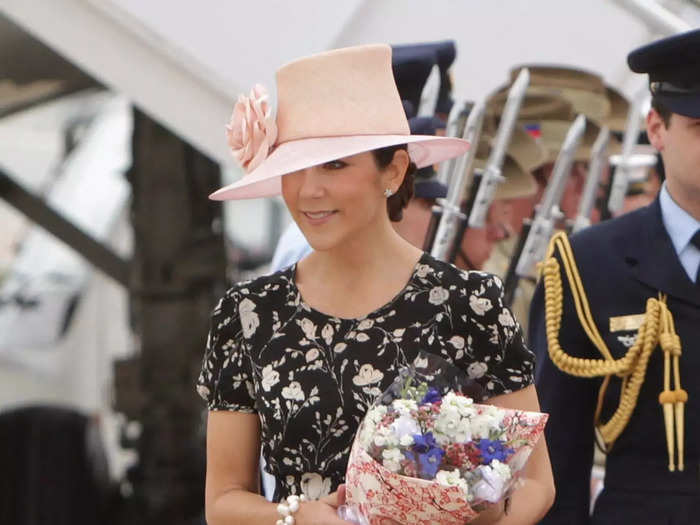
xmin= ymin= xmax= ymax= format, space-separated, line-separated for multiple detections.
xmin=306 ymin=236 xmax=342 ymax=252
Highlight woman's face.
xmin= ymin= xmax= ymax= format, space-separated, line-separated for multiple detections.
xmin=281 ymin=150 xmax=407 ymax=251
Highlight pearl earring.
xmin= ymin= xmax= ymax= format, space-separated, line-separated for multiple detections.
xmin=384 ymin=188 xmax=394 ymax=198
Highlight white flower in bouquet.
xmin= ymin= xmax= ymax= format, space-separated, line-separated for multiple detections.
xmin=435 ymin=469 xmax=470 ymax=493
xmin=373 ymin=424 xmax=399 ymax=448
xmin=434 ymin=393 xmax=477 ymax=444
xmin=391 ymin=399 xmax=418 ymax=416
xmin=470 ymin=406 xmax=505 ymax=440
xmin=434 ymin=409 xmax=471 ymax=444
xmin=382 ymin=448 xmax=404 ymax=472
xmin=367 ymin=405 xmax=387 ymax=421
xmin=472 ymin=460 xmax=513 ymax=503
xmin=399 ymin=434 xmax=415 ymax=447
xmin=358 ymin=405 xmax=387 ymax=448
xmin=391 ymin=415 xmax=420 ymax=443
xmin=441 ymin=392 xmax=476 ymax=416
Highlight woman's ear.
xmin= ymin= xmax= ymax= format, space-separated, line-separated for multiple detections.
xmin=384 ymin=149 xmax=411 ymax=191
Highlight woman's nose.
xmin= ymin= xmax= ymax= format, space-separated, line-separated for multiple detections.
xmin=297 ymin=168 xmax=325 ymax=199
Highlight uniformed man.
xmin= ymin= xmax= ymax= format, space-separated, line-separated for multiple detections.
xmin=530 ymin=28 xmax=700 ymax=524
xmin=480 ymin=76 xmax=618 ymax=338
xmin=456 ymin=125 xmax=548 ymax=271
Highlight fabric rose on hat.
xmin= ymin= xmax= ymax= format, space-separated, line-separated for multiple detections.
xmin=226 ymin=84 xmax=278 ymax=172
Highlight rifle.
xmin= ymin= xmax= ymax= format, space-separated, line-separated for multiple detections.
xmin=571 ymin=126 xmax=610 ymax=233
xmin=468 ymin=68 xmax=530 ymax=228
xmin=422 ymin=100 xmax=470 ymax=252
xmin=511 ymin=115 xmax=587 ymax=283
xmin=428 ymin=102 xmax=486 ymax=261
xmin=435 ymin=101 xmax=471 ymax=186
xmin=606 ymin=86 xmax=649 ymax=215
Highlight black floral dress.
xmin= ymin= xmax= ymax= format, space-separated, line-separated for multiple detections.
xmin=196 ymin=252 xmax=534 ymax=502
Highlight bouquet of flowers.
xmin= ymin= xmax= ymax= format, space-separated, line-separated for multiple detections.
xmin=339 ymin=353 xmax=548 ymax=525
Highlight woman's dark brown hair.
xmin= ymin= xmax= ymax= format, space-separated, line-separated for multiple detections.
xmin=371 ymin=144 xmax=417 ymax=222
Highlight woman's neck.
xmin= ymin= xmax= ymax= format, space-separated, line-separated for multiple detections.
xmin=296 ymin=218 xmax=423 ymax=311
xmin=325 ymin=221 xmax=417 ymax=272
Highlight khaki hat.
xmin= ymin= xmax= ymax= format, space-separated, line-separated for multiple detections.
xmin=523 ymin=117 xmax=622 ymax=163
xmin=480 ymin=124 xmax=549 ymax=172
xmin=473 ymin=155 xmax=536 ymax=200
xmin=509 ymin=65 xmax=612 ymax=121
xmin=473 ymin=126 xmax=548 ymax=200
xmin=486 ymin=84 xmax=574 ymax=121
xmin=599 ymin=85 xmax=646 ymax=135
xmin=600 ymin=85 xmax=630 ymax=133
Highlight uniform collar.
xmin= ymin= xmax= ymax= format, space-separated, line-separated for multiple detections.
xmin=659 ymin=183 xmax=700 ymax=257
xmin=619 ymin=198 xmax=700 ymax=307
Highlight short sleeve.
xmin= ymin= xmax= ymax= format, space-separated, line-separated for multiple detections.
xmin=196 ymin=289 xmax=258 ymax=413
xmin=454 ymin=271 xmax=535 ymax=399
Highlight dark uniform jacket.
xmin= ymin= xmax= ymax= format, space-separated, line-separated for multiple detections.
xmin=530 ymin=199 xmax=700 ymax=525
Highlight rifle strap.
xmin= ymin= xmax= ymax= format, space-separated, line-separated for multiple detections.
xmin=540 ymin=231 xmax=686 ymax=472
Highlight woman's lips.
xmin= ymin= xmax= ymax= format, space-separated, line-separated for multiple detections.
xmin=302 ymin=210 xmax=337 ymax=225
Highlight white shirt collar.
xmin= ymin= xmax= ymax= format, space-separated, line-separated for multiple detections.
xmin=659 ymin=183 xmax=700 ymax=256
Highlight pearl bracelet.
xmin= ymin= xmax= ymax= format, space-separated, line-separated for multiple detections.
xmin=275 ymin=494 xmax=307 ymax=525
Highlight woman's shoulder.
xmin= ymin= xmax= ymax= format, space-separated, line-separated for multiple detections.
xmin=217 ymin=266 xmax=296 ymax=310
xmin=421 ymin=253 xmax=505 ymax=292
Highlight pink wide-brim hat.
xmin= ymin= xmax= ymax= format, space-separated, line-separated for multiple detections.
xmin=210 ymin=44 xmax=470 ymax=201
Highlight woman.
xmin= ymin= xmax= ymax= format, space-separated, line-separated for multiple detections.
xmin=197 ymin=44 xmax=554 ymax=525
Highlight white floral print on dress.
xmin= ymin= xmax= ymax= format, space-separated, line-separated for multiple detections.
xmin=196 ymin=252 xmax=534 ymax=502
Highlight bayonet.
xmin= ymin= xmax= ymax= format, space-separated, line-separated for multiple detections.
xmin=430 ymin=101 xmax=486 ymax=261
xmin=572 ymin=126 xmax=610 ymax=233
xmin=607 ymin=86 xmax=649 ymax=214
xmin=436 ymin=100 xmax=470 ymax=186
xmin=468 ymin=68 xmax=530 ymax=227
xmin=514 ymin=114 xmax=587 ymax=279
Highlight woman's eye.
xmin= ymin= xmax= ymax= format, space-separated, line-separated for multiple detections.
xmin=323 ymin=160 xmax=347 ymax=170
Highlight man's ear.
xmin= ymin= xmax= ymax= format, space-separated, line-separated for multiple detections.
xmin=646 ymin=108 xmax=667 ymax=152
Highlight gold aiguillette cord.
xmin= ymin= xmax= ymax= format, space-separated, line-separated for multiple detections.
xmin=540 ymin=232 xmax=686 ymax=471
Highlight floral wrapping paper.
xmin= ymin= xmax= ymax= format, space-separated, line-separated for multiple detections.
xmin=345 ymin=404 xmax=548 ymax=525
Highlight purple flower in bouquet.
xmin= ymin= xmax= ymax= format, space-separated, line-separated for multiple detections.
xmin=407 ymin=432 xmax=446 ymax=478
xmin=418 ymin=447 xmax=445 ymax=478
xmin=412 ymin=432 xmax=439 ymax=453
xmin=421 ymin=387 xmax=442 ymax=405
xmin=477 ymin=438 xmax=514 ymax=465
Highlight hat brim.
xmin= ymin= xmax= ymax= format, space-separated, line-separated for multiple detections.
xmin=210 ymin=134 xmax=469 ymax=200
xmin=655 ymin=93 xmax=700 ymax=119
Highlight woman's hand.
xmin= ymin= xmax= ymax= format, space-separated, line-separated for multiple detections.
xmin=294 ymin=498 xmax=351 ymax=524
xmin=281 ymin=487 xmax=346 ymax=524
xmin=317 ymin=485 xmax=401 ymax=525
xmin=319 ymin=484 xmax=347 ymax=509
